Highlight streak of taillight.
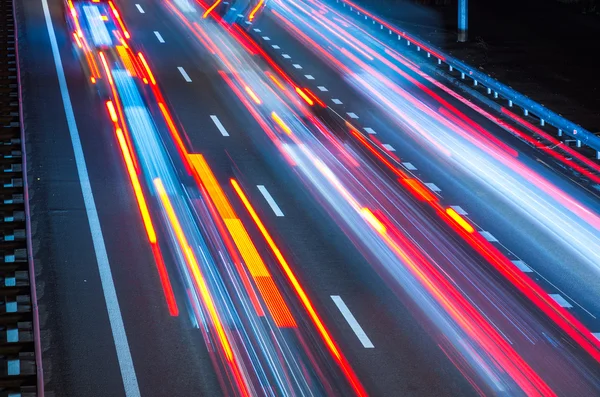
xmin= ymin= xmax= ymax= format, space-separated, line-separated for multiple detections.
xmin=399 ymin=178 xmax=438 ymax=202
xmin=202 ymin=0 xmax=221 ymax=18
xmin=267 ymin=72 xmax=286 ymax=91
xmin=303 ymin=87 xmax=326 ymax=107
xmin=137 ymin=52 xmax=156 ymax=85
xmin=295 ymin=87 xmax=314 ymax=106
xmin=115 ymin=128 xmax=178 ymax=316
xmin=445 ymin=207 xmax=474 ymax=233
xmin=109 ymin=1 xmax=130 ymax=39
xmin=231 ymin=179 xmax=368 ymax=397
xmin=248 ymin=0 xmax=264 ymax=20
xmin=98 ymin=51 xmax=114 ymax=85
xmin=73 ymin=32 xmax=83 ymax=48
xmin=106 ymin=101 xmax=118 ymax=123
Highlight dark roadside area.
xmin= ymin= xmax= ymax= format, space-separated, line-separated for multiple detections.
xmin=352 ymin=0 xmax=600 ymax=134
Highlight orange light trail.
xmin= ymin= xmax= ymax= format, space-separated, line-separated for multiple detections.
xmin=203 ymin=0 xmax=222 ymax=18
xmin=137 ymin=52 xmax=156 ymax=85
xmin=445 ymin=208 xmax=474 ymax=233
xmin=106 ymin=101 xmax=118 ymax=123
xmin=188 ymin=155 xmax=296 ymax=327
xmin=249 ymin=0 xmax=264 ymax=20
xmin=400 ymin=178 xmax=438 ymax=203
xmin=295 ymin=87 xmax=314 ymax=106
xmin=108 ymin=1 xmax=130 ymax=39
xmin=98 ymin=51 xmax=113 ymax=85
xmin=231 ymin=179 xmax=368 ymax=396
xmin=114 ymin=129 xmax=179 ymax=316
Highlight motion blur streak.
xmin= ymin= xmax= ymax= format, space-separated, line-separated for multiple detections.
xmin=230 ymin=179 xmax=368 ymax=397
xmin=445 ymin=207 xmax=474 ymax=234
xmin=269 ymin=0 xmax=600 ymax=363
xmin=114 ymin=127 xmax=178 ymax=316
xmin=188 ymin=154 xmax=296 ymax=328
xmin=153 ymin=178 xmax=250 ymax=394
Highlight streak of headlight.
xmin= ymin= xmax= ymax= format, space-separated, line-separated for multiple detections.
xmin=244 ymin=85 xmax=262 ymax=104
xmin=73 ymin=32 xmax=83 ymax=48
xmin=230 ymin=179 xmax=368 ymax=397
xmin=114 ymin=128 xmax=179 ymax=316
xmin=154 ymin=178 xmax=251 ymax=395
xmin=271 ymin=112 xmax=292 ymax=135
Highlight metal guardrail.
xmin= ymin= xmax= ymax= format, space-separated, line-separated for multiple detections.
xmin=0 ymin=0 xmax=42 ymax=394
xmin=336 ymin=0 xmax=600 ymax=160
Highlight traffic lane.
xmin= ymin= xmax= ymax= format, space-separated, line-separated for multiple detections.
xmin=245 ymin=14 xmax=600 ymax=328
xmin=17 ymin=0 xmax=127 ymax=394
xmin=113 ymin=5 xmax=600 ymax=393
xmin=120 ymin=6 xmax=479 ymax=394
xmin=22 ymin=0 xmax=222 ymax=395
xmin=254 ymin=9 xmax=600 ymax=209
xmin=259 ymin=2 xmax=600 ymax=200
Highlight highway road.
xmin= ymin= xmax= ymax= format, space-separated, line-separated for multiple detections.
xmin=14 ymin=0 xmax=600 ymax=394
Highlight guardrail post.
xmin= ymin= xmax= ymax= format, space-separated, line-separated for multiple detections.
xmin=458 ymin=0 xmax=468 ymax=42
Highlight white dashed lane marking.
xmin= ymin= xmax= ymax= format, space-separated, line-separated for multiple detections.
xmin=364 ymin=127 xmax=376 ymax=134
xmin=293 ymin=64 xmax=303 ymax=69
xmin=263 ymin=36 xmax=271 ymax=41
xmin=549 ymin=294 xmax=573 ymax=308
xmin=210 ymin=115 xmax=229 ymax=136
xmin=135 ymin=4 xmax=145 ymax=13
xmin=402 ymin=162 xmax=416 ymax=170
xmin=424 ymin=182 xmax=440 ymax=192
xmin=154 ymin=31 xmax=164 ymax=43
xmin=332 ymin=98 xmax=343 ymax=104
xmin=479 ymin=231 xmax=498 ymax=242
xmin=347 ymin=112 xmax=358 ymax=119
xmin=512 ymin=260 xmax=533 ymax=272
xmin=257 ymin=186 xmax=284 ymax=217
xmin=331 ymin=296 xmax=374 ymax=348
xmin=305 ymin=75 xmax=315 ymax=80
xmin=282 ymin=54 xmax=291 ymax=59
xmin=450 ymin=205 xmax=466 ymax=215
xmin=178 ymin=67 xmax=192 ymax=82
xmin=272 ymin=45 xmax=280 ymax=49
xmin=382 ymin=144 xmax=395 ymax=151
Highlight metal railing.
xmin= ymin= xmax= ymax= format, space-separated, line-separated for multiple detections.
xmin=0 ymin=0 xmax=43 ymax=394
xmin=336 ymin=0 xmax=600 ymax=160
